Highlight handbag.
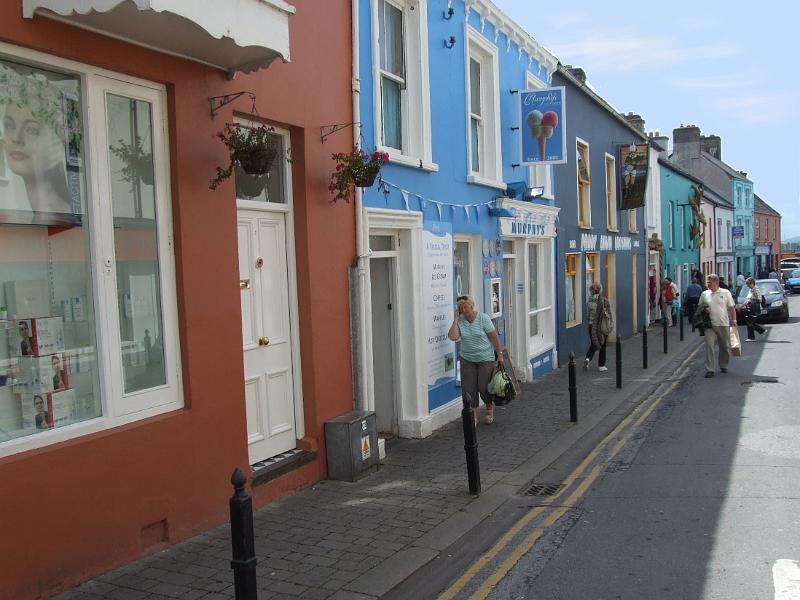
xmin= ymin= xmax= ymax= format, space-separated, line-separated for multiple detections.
xmin=489 ymin=363 xmax=516 ymax=406
xmin=598 ymin=301 xmax=614 ymax=336
xmin=729 ymin=326 xmax=742 ymax=357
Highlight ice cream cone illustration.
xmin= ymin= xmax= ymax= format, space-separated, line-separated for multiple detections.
xmin=538 ymin=111 xmax=558 ymax=159
xmin=526 ymin=110 xmax=543 ymax=143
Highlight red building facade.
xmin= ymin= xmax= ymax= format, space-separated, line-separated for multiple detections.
xmin=0 ymin=2 xmax=355 ymax=597
xmin=754 ymin=194 xmax=782 ymax=272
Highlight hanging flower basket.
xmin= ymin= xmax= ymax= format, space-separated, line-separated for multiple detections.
xmin=329 ymin=147 xmax=389 ymax=203
xmin=234 ymin=165 xmax=269 ymax=198
xmin=210 ymin=122 xmax=279 ymax=190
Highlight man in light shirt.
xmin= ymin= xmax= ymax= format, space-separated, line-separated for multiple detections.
xmin=698 ymin=273 xmax=737 ymax=378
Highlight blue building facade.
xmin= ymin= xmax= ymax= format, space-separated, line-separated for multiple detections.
xmin=352 ymin=0 xmax=558 ymax=438
xmin=732 ymin=177 xmax=755 ymax=278
xmin=550 ymin=67 xmax=648 ymax=366
xmin=659 ymin=160 xmax=701 ymax=294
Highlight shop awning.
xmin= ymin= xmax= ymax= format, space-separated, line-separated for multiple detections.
xmin=22 ymin=0 xmax=295 ymax=76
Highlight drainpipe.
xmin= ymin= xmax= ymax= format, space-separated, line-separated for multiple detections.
xmin=350 ymin=0 xmax=368 ymax=411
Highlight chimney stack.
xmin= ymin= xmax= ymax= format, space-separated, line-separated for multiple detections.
xmin=700 ymin=134 xmax=722 ymax=159
xmin=672 ymin=124 xmax=702 ymax=169
xmin=624 ymin=112 xmax=646 ymax=133
xmin=564 ymin=65 xmax=587 ymax=84
xmin=648 ymin=130 xmax=669 ymax=159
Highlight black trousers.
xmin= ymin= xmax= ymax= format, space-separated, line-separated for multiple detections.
xmin=585 ymin=324 xmax=607 ymax=366
xmin=745 ymin=306 xmax=766 ymax=339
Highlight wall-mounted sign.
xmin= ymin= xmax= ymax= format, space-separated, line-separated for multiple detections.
xmin=619 ymin=143 xmax=649 ymax=210
xmin=423 ymin=224 xmax=455 ymax=388
xmin=519 ymin=87 xmax=567 ymax=165
xmin=732 ymin=225 xmax=744 ymax=239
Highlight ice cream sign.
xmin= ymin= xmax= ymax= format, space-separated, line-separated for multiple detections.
xmin=519 ymin=87 xmax=567 ymax=165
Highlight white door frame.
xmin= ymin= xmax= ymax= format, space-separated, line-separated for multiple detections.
xmin=236 ymin=124 xmax=304 ymax=447
xmin=363 ymin=208 xmax=428 ymax=438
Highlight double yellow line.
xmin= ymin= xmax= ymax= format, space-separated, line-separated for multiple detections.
xmin=437 ymin=346 xmax=701 ymax=600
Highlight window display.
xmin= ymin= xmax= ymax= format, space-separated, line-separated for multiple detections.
xmin=0 ymin=58 xmax=100 ymax=442
xmin=0 ymin=47 xmax=182 ymax=455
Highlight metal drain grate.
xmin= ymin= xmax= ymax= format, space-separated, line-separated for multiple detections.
xmin=741 ymin=378 xmax=779 ymax=386
xmin=523 ymin=482 xmax=564 ymax=497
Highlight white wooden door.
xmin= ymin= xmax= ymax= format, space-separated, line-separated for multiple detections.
xmin=238 ymin=209 xmax=296 ymax=464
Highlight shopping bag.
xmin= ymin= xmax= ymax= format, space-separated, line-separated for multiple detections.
xmin=730 ymin=326 xmax=742 ymax=357
xmin=489 ymin=363 xmax=516 ymax=406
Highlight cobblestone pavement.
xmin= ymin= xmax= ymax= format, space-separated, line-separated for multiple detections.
xmin=56 ymin=323 xmax=701 ymax=600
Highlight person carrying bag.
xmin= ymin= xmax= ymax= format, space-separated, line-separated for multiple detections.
xmin=584 ymin=282 xmax=614 ymax=372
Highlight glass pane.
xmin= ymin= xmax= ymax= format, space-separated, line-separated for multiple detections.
xmin=380 ymin=0 xmax=404 ymax=78
xmin=470 ymin=118 xmax=480 ymax=173
xmin=381 ymin=77 xmax=402 ymax=150
xmin=565 ymin=275 xmax=576 ymax=322
xmin=106 ymin=94 xmax=166 ymax=394
xmin=529 ymin=314 xmax=539 ymax=336
xmin=235 ymin=131 xmax=285 ymax=203
xmin=369 ymin=235 xmax=393 ymax=251
xmin=454 ymin=241 xmax=470 ymax=297
xmin=0 ymin=58 xmax=101 ymax=441
xmin=503 ymin=240 xmax=513 ymax=255
xmin=528 ymin=245 xmax=539 ymax=311
xmin=469 ymin=58 xmax=481 ymax=116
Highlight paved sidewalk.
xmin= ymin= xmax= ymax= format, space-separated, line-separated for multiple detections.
xmin=57 ymin=322 xmax=703 ymax=600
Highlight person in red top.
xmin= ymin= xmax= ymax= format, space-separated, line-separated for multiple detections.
xmin=661 ymin=279 xmax=675 ymax=326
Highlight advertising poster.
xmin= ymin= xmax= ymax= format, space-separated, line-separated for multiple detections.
xmin=423 ymin=223 xmax=455 ymax=388
xmin=519 ymin=87 xmax=567 ymax=165
xmin=619 ymin=143 xmax=649 ymax=210
xmin=0 ymin=59 xmax=83 ymax=226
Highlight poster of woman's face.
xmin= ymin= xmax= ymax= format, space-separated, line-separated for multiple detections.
xmin=0 ymin=60 xmax=82 ymax=226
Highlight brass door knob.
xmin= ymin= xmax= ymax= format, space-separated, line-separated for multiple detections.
xmin=258 ymin=336 xmax=270 ymax=346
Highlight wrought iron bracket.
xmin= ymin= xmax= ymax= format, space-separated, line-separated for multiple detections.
xmin=320 ymin=122 xmax=359 ymax=144
xmin=208 ymin=91 xmax=256 ymax=119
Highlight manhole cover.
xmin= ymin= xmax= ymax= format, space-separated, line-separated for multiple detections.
xmin=523 ymin=482 xmax=564 ymax=497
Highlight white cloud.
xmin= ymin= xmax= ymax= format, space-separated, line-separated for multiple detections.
xmin=549 ymin=33 xmax=740 ymax=70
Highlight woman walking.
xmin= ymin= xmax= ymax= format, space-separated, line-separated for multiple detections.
xmin=448 ymin=295 xmax=505 ymax=426
xmin=743 ymin=277 xmax=767 ymax=340
xmin=584 ymin=282 xmax=614 ymax=372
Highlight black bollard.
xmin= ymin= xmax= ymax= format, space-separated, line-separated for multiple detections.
xmin=679 ymin=306 xmax=684 ymax=341
xmin=461 ymin=404 xmax=481 ymax=495
xmin=568 ymin=352 xmax=578 ymax=423
xmin=642 ymin=327 xmax=648 ymax=369
xmin=663 ymin=317 xmax=668 ymax=354
xmin=615 ymin=334 xmax=622 ymax=389
xmin=229 ymin=468 xmax=257 ymax=600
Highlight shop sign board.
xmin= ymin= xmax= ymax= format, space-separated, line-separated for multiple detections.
xmin=422 ymin=223 xmax=455 ymax=388
xmin=518 ymin=87 xmax=567 ymax=165
xmin=732 ymin=226 xmax=744 ymax=239
xmin=619 ymin=143 xmax=649 ymax=210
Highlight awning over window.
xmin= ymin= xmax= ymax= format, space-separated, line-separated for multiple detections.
xmin=22 ymin=0 xmax=295 ymax=76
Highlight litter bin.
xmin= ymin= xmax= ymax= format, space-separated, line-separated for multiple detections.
xmin=325 ymin=410 xmax=379 ymax=482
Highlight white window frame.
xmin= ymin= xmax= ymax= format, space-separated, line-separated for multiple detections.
xmin=726 ymin=219 xmax=732 ymax=250
xmin=576 ymin=137 xmax=591 ymax=228
xmin=0 ymin=43 xmax=182 ymax=457
xmin=604 ymin=153 xmax=617 ymax=231
xmin=371 ymin=0 xmax=436 ymax=171
xmin=525 ymin=72 xmax=552 ymax=199
xmin=628 ymin=208 xmax=638 ymax=233
xmin=465 ymin=28 xmax=502 ymax=189
xmin=526 ymin=241 xmax=553 ymax=354
xmin=453 ymin=235 xmax=479 ymax=302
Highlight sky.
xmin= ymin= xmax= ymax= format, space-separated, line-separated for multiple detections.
xmin=499 ymin=0 xmax=800 ymax=240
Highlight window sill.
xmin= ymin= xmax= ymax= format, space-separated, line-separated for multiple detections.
xmin=578 ymin=224 xmax=592 ymax=230
xmin=467 ymin=173 xmax=506 ymax=191
xmin=566 ymin=320 xmax=581 ymax=328
xmin=380 ymin=148 xmax=439 ymax=172
xmin=607 ymin=227 xmax=619 ymax=233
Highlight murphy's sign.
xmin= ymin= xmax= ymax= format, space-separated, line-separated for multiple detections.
xmin=500 ymin=205 xmax=557 ymax=238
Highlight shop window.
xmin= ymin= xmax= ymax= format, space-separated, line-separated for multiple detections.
xmin=374 ymin=0 xmax=433 ymax=168
xmin=466 ymin=30 xmax=500 ymax=187
xmin=453 ymin=240 xmax=471 ymax=298
xmin=0 ymin=52 xmax=181 ymax=455
xmin=565 ymin=253 xmax=580 ymax=326
xmin=576 ymin=140 xmax=591 ymax=227
xmin=585 ymin=253 xmax=598 ymax=294
xmin=527 ymin=241 xmax=552 ymax=350
xmin=605 ymin=154 xmax=617 ymax=230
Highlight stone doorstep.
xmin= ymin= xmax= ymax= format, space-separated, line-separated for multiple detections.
xmin=251 ymin=448 xmax=317 ymax=487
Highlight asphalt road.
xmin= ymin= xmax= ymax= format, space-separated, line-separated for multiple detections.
xmin=487 ymin=293 xmax=800 ymax=600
